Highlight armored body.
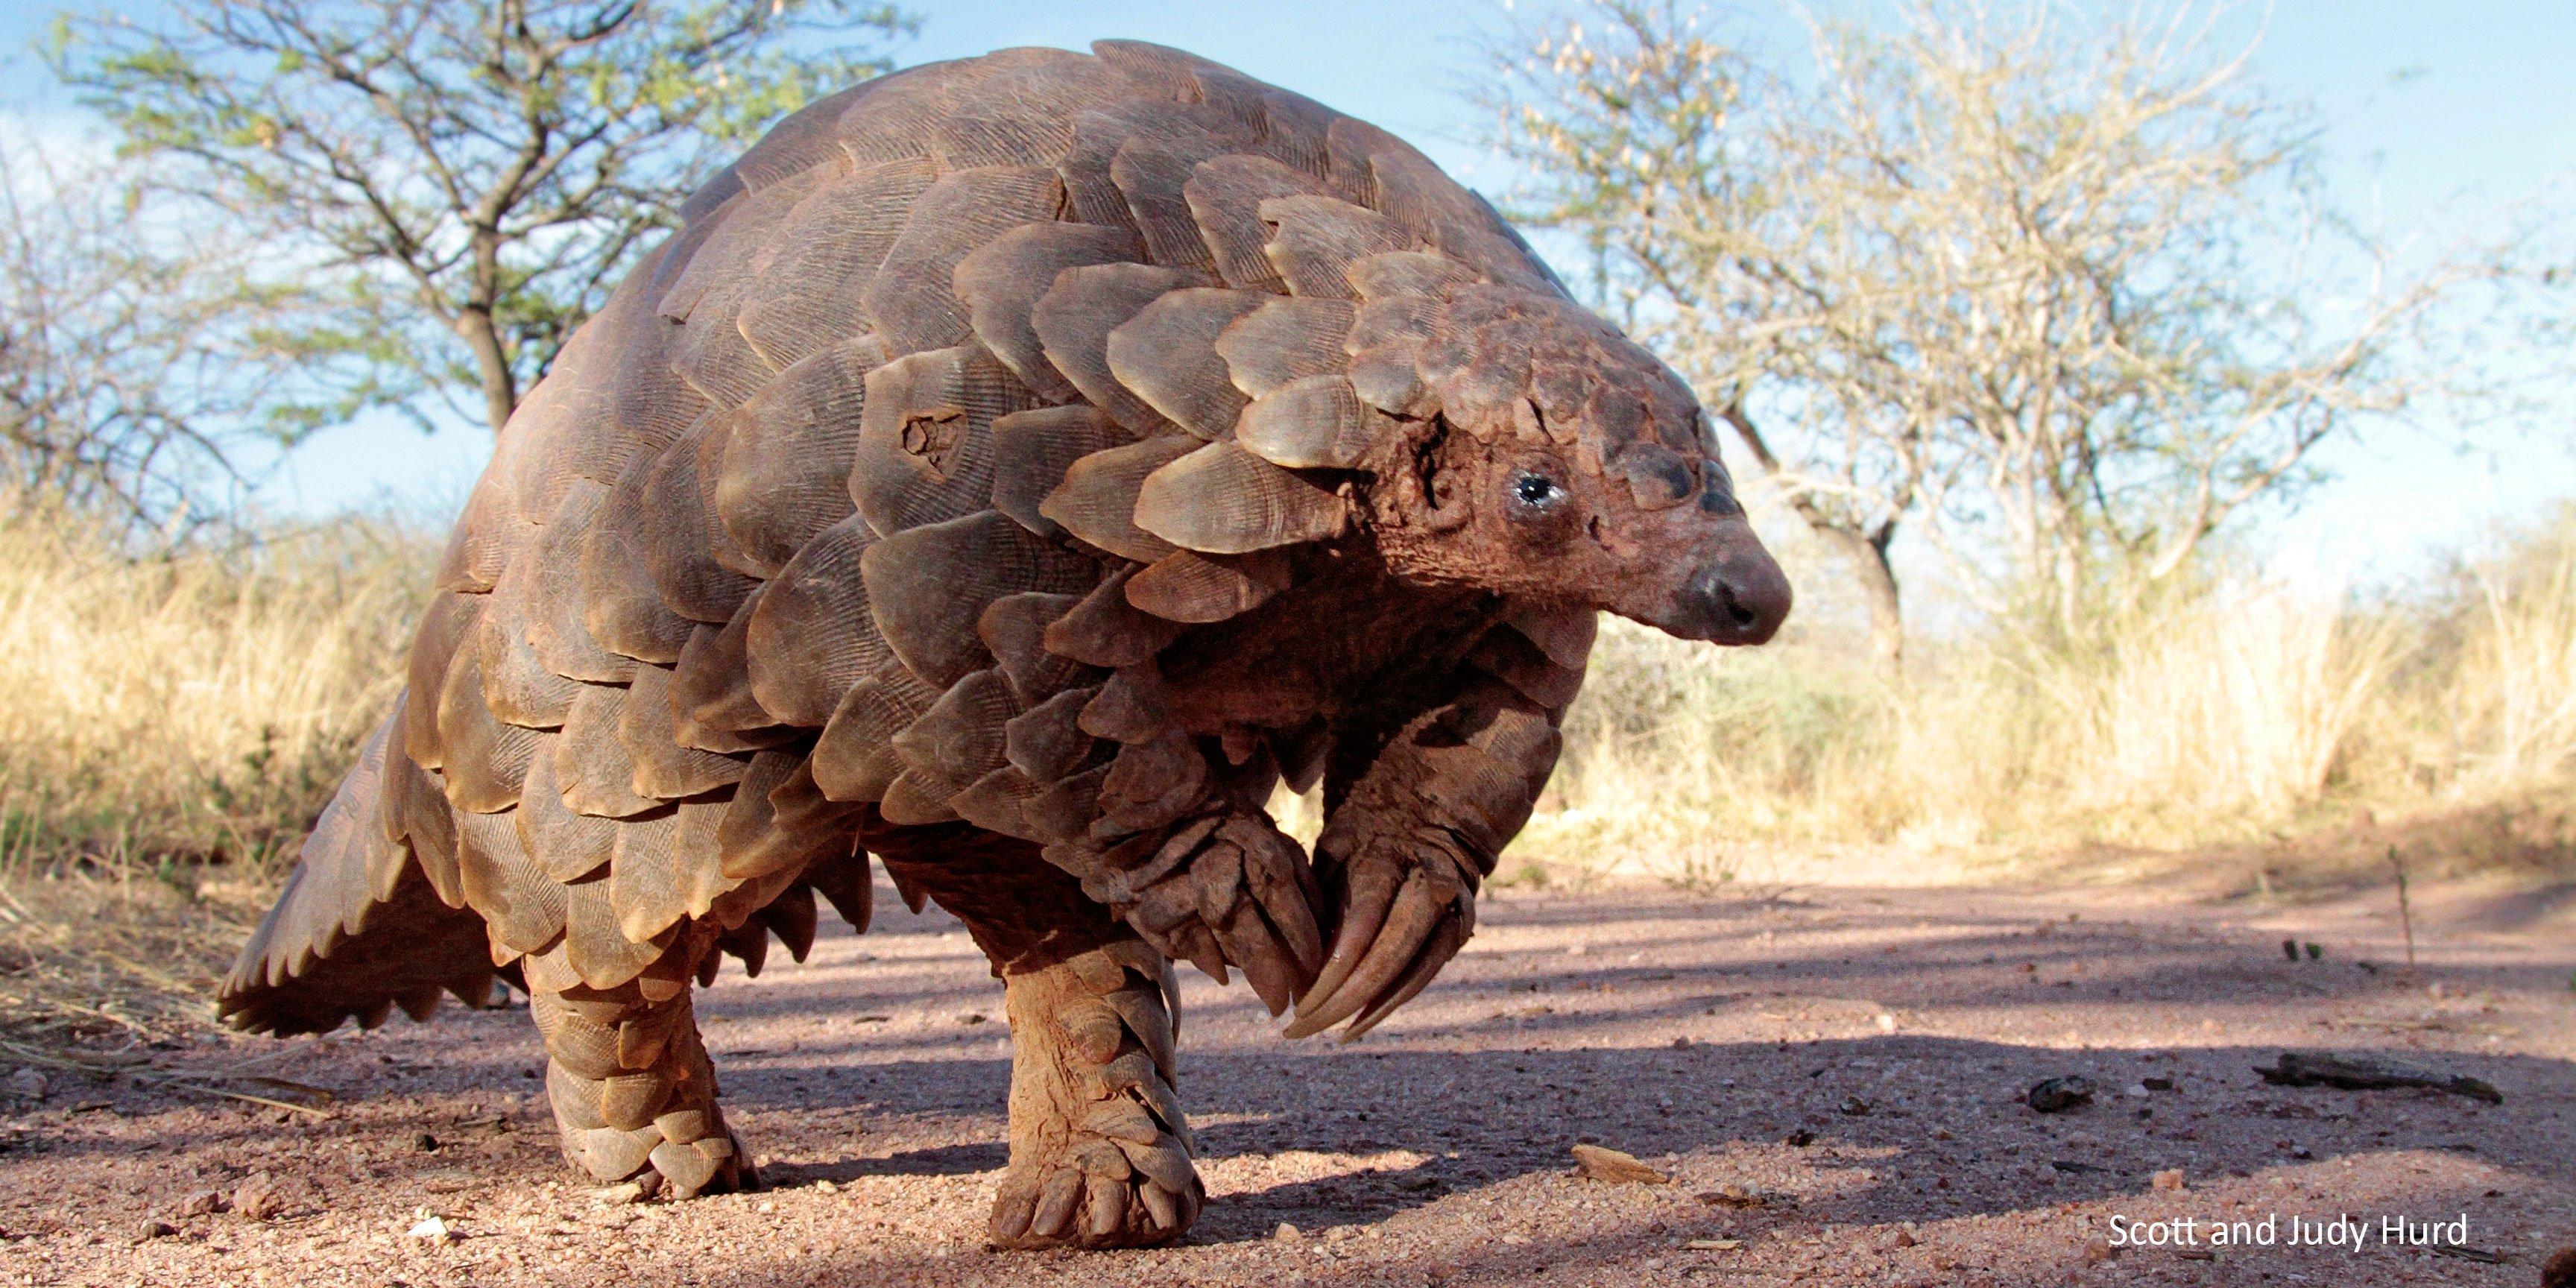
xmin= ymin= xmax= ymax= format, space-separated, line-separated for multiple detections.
xmin=217 ymin=40 xmax=1790 ymax=1249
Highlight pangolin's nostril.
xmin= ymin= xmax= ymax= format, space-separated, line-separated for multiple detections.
xmin=1717 ymin=580 xmax=1760 ymax=628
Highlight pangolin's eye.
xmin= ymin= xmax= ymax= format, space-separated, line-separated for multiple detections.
xmin=1513 ymin=474 xmax=1559 ymax=505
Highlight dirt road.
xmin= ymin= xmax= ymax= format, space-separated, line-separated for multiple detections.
xmin=5 ymin=877 xmax=2571 ymax=1287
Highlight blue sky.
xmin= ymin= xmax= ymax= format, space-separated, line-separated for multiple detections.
xmin=7 ymin=1 xmax=2574 ymax=581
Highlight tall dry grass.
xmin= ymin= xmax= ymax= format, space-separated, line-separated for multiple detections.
xmin=0 ymin=496 xmax=429 ymax=1037
xmin=2448 ymin=524 xmax=2576 ymax=788
xmin=1512 ymin=508 xmax=2576 ymax=889
xmin=3 ymin=485 xmax=2570 ymax=1032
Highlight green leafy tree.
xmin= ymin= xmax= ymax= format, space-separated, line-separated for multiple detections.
xmin=54 ymin=0 xmax=914 ymax=436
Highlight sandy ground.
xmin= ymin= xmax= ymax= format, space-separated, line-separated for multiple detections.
xmin=1 ymin=874 xmax=2570 ymax=1288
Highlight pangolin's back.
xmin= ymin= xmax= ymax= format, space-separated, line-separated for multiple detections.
xmin=221 ymin=40 xmax=1580 ymax=1032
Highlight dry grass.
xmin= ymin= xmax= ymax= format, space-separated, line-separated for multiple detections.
xmin=0 ymin=497 xmax=429 ymax=1040
xmin=4 ymin=488 xmax=2572 ymax=1040
xmin=1507 ymin=507 xmax=2576 ymax=892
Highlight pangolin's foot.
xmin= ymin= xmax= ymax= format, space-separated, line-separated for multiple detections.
xmin=534 ymin=980 xmax=754 ymax=1199
xmin=988 ymin=939 xmax=1202 ymax=1249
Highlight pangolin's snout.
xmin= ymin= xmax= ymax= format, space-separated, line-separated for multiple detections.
xmin=1673 ymin=541 xmax=1793 ymax=645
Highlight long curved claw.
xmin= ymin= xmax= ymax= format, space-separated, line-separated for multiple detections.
xmin=1106 ymin=815 xmax=1325 ymax=1008
xmin=1285 ymin=866 xmax=1448 ymax=1039
xmin=1210 ymin=905 xmax=1301 ymax=1017
xmin=1340 ymin=916 xmax=1466 ymax=1041
xmin=1289 ymin=859 xmax=1400 ymax=1023
xmin=1237 ymin=823 xmax=1325 ymax=979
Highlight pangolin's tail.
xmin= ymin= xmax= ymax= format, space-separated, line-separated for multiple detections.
xmin=217 ymin=701 xmax=508 ymax=1035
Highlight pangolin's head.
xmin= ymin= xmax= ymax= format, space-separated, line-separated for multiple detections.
xmin=1296 ymin=273 xmax=1790 ymax=644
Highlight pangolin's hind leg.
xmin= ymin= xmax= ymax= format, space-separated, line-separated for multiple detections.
xmin=871 ymin=827 xmax=1202 ymax=1248
xmin=530 ymin=935 xmax=751 ymax=1199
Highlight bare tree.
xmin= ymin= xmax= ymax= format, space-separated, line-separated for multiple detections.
xmin=54 ymin=0 xmax=912 ymax=436
xmin=1486 ymin=0 xmax=2496 ymax=666
xmin=0 ymin=141 xmax=364 ymax=533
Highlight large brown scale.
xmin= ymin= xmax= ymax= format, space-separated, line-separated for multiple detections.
xmin=216 ymin=40 xmax=1791 ymax=1249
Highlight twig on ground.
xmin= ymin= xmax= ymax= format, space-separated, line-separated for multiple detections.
xmin=2388 ymin=845 xmax=2417 ymax=975
xmin=0 ymin=1037 xmax=336 ymax=1117
xmin=2253 ymin=1051 xmax=2501 ymax=1105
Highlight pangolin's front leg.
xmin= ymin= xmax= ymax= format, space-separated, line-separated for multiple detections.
xmin=1287 ymin=612 xmax=1582 ymax=1039
xmin=530 ymin=933 xmax=751 ymax=1199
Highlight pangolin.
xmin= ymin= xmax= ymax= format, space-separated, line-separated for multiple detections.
xmin=215 ymin=40 xmax=1791 ymax=1249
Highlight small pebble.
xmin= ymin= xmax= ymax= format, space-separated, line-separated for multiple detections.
xmin=231 ymin=1172 xmax=282 ymax=1222
xmin=1571 ymin=1143 xmax=1670 ymax=1184
xmin=2151 ymin=1169 xmax=2186 ymax=1192
xmin=1273 ymin=1222 xmax=1302 ymax=1242
xmin=2027 ymin=1076 xmax=2097 ymax=1114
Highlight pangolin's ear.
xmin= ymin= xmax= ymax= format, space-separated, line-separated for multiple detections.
xmin=1412 ymin=437 xmax=1476 ymax=534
